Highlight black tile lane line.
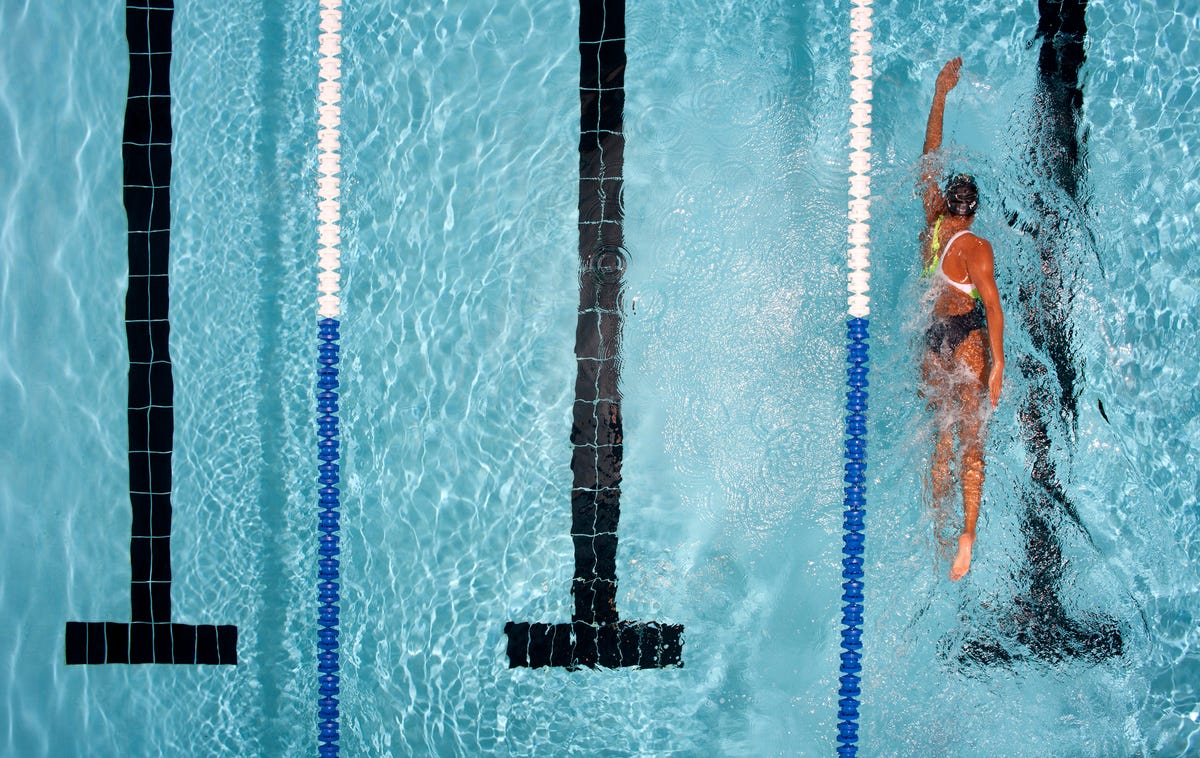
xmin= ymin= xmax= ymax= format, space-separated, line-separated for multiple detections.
xmin=65 ymin=0 xmax=237 ymax=666
xmin=503 ymin=0 xmax=683 ymax=669
xmin=954 ymin=0 xmax=1124 ymax=668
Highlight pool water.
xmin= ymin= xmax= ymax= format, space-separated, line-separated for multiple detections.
xmin=1 ymin=0 xmax=1198 ymax=755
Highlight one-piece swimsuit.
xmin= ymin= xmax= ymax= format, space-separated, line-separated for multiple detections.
xmin=924 ymin=217 xmax=985 ymax=354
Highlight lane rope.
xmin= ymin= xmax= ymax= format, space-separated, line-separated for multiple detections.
xmin=315 ymin=0 xmax=343 ymax=755
xmin=838 ymin=1 xmax=872 ymax=755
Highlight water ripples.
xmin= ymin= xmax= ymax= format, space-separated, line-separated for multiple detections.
xmin=5 ymin=0 xmax=1198 ymax=754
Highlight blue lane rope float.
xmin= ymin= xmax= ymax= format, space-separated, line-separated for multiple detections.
xmin=314 ymin=0 xmax=344 ymax=754
xmin=839 ymin=0 xmax=873 ymax=754
xmin=317 ymin=319 xmax=342 ymax=756
xmin=837 ymin=320 xmax=868 ymax=756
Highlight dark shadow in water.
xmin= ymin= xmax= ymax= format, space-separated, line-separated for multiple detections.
xmin=950 ymin=0 xmax=1128 ymax=668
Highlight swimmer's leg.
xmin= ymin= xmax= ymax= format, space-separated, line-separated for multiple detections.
xmin=923 ymin=352 xmax=955 ymax=550
xmin=951 ymin=430 xmax=982 ymax=581
xmin=930 ymin=424 xmax=954 ymax=549
xmin=950 ymin=334 xmax=988 ymax=581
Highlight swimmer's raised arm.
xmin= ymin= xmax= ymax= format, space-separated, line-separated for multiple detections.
xmin=921 ymin=57 xmax=962 ymax=223
xmin=923 ymin=58 xmax=961 ymax=155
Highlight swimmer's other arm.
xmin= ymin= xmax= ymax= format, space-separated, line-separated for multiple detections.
xmin=965 ymin=238 xmax=1005 ymax=407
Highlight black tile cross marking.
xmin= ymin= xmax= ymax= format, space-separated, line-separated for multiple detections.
xmin=64 ymin=0 xmax=237 ymax=666
xmin=503 ymin=0 xmax=684 ymax=669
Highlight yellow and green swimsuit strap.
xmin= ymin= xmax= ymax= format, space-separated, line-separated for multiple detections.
xmin=922 ymin=216 xmax=943 ymax=277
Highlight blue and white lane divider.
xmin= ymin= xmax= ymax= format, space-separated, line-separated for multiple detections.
xmin=839 ymin=1 xmax=872 ymax=755
xmin=315 ymin=1 xmax=343 ymax=755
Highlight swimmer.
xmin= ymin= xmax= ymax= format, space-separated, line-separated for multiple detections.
xmin=919 ymin=57 xmax=1005 ymax=581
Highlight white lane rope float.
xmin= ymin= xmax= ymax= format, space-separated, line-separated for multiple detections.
xmin=837 ymin=1 xmax=872 ymax=755
xmin=314 ymin=1 xmax=343 ymax=756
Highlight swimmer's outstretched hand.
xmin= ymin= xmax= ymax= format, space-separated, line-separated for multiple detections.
xmin=988 ymin=362 xmax=1003 ymax=408
xmin=935 ymin=57 xmax=962 ymax=95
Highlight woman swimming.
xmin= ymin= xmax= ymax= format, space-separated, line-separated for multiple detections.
xmin=919 ymin=58 xmax=1005 ymax=581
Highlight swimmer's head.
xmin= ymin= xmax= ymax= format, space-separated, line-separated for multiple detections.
xmin=944 ymin=173 xmax=979 ymax=217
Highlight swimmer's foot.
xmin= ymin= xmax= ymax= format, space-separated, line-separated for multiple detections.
xmin=950 ymin=532 xmax=975 ymax=581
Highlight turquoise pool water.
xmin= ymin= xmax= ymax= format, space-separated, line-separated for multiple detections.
xmin=1 ymin=0 xmax=1197 ymax=755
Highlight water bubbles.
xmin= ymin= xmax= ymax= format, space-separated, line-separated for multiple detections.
xmin=590 ymin=246 xmax=627 ymax=283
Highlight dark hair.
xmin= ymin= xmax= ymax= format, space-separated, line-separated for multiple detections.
xmin=944 ymin=173 xmax=979 ymax=216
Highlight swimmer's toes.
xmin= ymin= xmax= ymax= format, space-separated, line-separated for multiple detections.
xmin=949 ymin=559 xmax=970 ymax=581
xmin=949 ymin=533 xmax=974 ymax=581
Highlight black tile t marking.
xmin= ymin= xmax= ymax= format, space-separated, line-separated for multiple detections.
xmin=503 ymin=0 xmax=683 ymax=669
xmin=65 ymin=0 xmax=236 ymax=666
